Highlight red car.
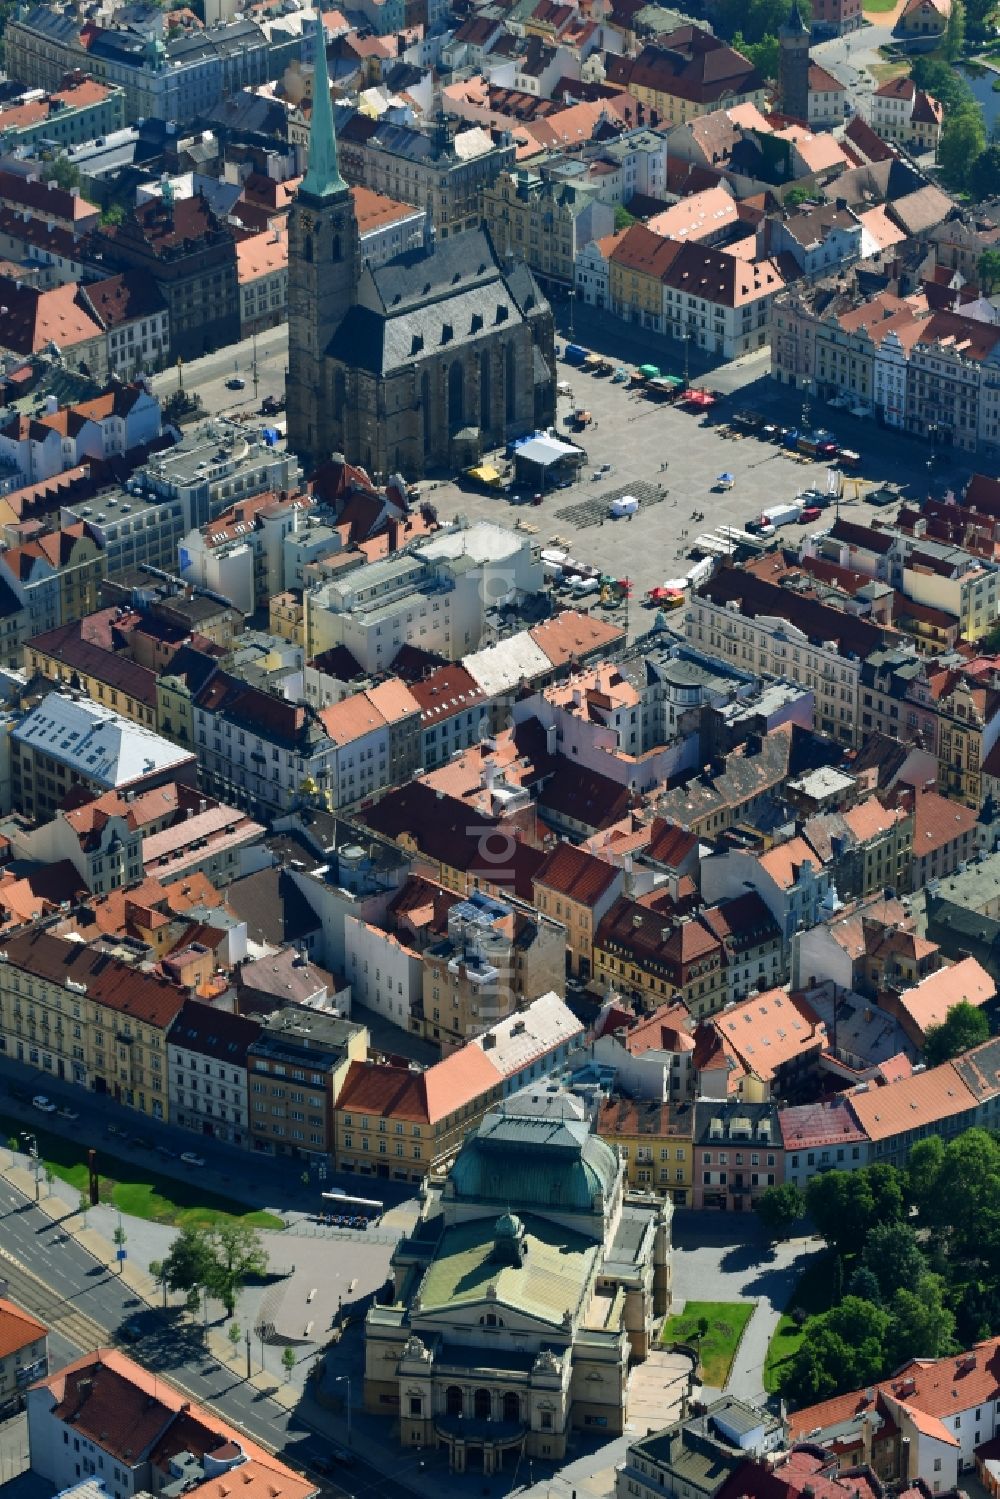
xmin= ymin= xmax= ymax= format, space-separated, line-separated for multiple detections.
xmin=799 ymin=505 xmax=822 ymax=523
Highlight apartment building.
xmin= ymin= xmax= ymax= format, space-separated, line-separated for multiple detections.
xmin=594 ymin=900 xmax=726 ymax=1018
xmin=336 ymin=113 xmax=515 ymax=239
xmin=319 ymin=680 xmax=422 ymax=810
xmin=246 ymin=1009 xmax=368 ymax=1161
xmin=167 ymin=999 xmax=261 ymax=1147
xmin=869 ymin=75 xmax=943 ymax=151
xmin=0 ymin=75 xmax=124 ymax=151
xmin=10 ymin=691 xmax=197 ymax=821
xmin=483 ymin=170 xmax=614 ymax=287
xmin=0 ymin=1301 xmax=46 ymax=1416
xmin=692 ymin=1100 xmax=783 ymax=1210
xmin=421 ymin=890 xmax=565 ymax=1051
xmin=597 ymin=1097 xmax=694 ymax=1201
xmin=333 ymin=1044 xmax=503 ymax=1182
xmin=0 ymin=930 xmax=186 ymax=1119
xmin=686 ymin=567 xmax=891 ymax=746
xmin=408 ymin=665 xmax=489 ymax=772
xmin=532 ymin=843 xmax=623 ymax=981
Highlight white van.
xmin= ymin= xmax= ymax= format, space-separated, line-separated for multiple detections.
xmin=610 ymin=494 xmax=639 ymax=518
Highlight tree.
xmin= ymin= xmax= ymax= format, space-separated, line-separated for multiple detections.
xmin=732 ymin=30 xmax=780 ymax=80
xmin=831 ymin=1255 xmax=844 ymax=1306
xmin=204 ymin=1223 xmax=269 ymax=1318
xmin=908 ymin=1135 xmax=946 ymax=1220
xmin=972 ymin=154 xmax=1000 ymax=206
xmin=940 ymin=110 xmax=988 ymax=191
xmin=161 ymin=1224 xmax=215 ymax=1296
xmin=886 ymin=1275 xmax=956 ymax=1367
xmin=806 ymin=1170 xmax=875 ymax=1256
xmin=945 ymin=0 xmax=966 ymax=60
xmin=614 ymin=205 xmax=636 ymax=231
xmin=911 ymin=56 xmax=976 ymax=114
xmin=861 ymin=1221 xmax=928 ymax=1301
xmin=779 ymin=1298 xmax=890 ymax=1405
xmin=281 ymin=1346 xmax=296 ymax=1381
xmin=924 ymin=1001 xmax=990 ymax=1065
xmin=43 ymin=155 xmax=79 ymax=191
xmin=785 ymin=185 xmax=815 ymax=207
xmin=866 ymin=1163 xmax=906 ymax=1227
xmin=113 ymin=1220 xmax=127 ymax=1275
xmin=78 ymin=1192 xmax=89 ymax=1227
xmin=756 ymin=1182 xmax=804 ymax=1240
xmin=715 ymin=0 xmax=810 ymax=45
xmin=99 ymin=203 xmax=124 ymax=227
xmin=228 ymin=1322 xmax=242 ymax=1353
xmin=965 ymin=0 xmax=995 ymax=38
xmin=847 ymin=1265 xmax=882 ymax=1305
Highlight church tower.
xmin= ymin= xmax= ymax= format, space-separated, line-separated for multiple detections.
xmin=286 ymin=19 xmax=359 ymax=468
xmin=778 ymin=0 xmax=811 ymax=125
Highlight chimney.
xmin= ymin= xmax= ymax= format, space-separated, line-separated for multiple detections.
xmin=387 ymin=518 xmax=401 ymax=554
xmin=861 ymin=1413 xmax=873 ymax=1468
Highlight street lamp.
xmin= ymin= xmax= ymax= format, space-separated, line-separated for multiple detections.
xmin=568 ymin=288 xmax=576 ymax=341
xmin=332 ymin=1374 xmax=352 ymax=1447
xmin=20 ymin=1133 xmax=39 ymax=1202
xmin=245 ymin=1327 xmax=252 ymax=1381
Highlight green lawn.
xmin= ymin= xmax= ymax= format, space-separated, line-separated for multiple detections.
xmin=2 ymin=1113 xmax=283 ymax=1230
xmin=763 ymin=1254 xmax=836 ymax=1394
xmin=661 ymin=1301 xmax=754 ymax=1388
xmin=868 ymin=58 xmax=912 ymax=83
xmin=863 ymin=0 xmax=901 ymax=12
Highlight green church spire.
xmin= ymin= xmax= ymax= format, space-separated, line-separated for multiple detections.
xmin=300 ymin=17 xmax=348 ymax=200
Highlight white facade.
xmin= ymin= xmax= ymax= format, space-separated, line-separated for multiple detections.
xmin=12 ymin=810 xmax=142 ymax=894
xmin=874 ymin=329 xmax=908 ymax=429
xmin=167 ymin=1042 xmax=250 ymax=1146
xmin=685 ymin=595 xmax=861 ymax=746
xmin=575 ymin=238 xmax=614 ymax=308
xmin=701 ymin=845 xmax=834 ymax=953
xmin=344 ymin=913 xmax=423 ymax=1028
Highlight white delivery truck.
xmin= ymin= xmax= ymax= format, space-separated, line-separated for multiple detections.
xmin=762 ymin=499 xmax=803 ymax=529
xmin=686 ymin=556 xmax=716 ymax=589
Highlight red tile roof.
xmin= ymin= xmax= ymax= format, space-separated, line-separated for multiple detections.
xmin=532 ymin=841 xmax=620 ymax=905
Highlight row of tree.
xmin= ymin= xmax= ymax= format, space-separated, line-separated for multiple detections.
xmin=909 ymin=54 xmax=1000 ymax=198
xmin=758 ymin=1132 xmax=1000 ymax=1406
xmin=151 ymin=1221 xmax=269 ymax=1318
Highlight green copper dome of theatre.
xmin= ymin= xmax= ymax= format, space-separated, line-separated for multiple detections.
xmin=449 ymin=1112 xmax=619 ymax=1211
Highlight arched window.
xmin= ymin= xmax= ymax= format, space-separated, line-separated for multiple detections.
xmin=479 ymin=351 xmax=491 ymax=428
xmin=448 ymin=360 xmax=464 ymax=433
xmin=502 ymin=1392 xmax=520 ymax=1424
xmin=446 ymin=1386 xmax=463 ymax=1417
xmin=474 ymin=1388 xmax=491 ymax=1421
xmin=304 ymin=236 xmax=313 ymax=264
xmin=420 ymin=371 xmax=432 ymax=454
xmin=505 ymin=343 xmax=516 ymax=422
xmin=332 ymin=234 xmax=341 ymax=261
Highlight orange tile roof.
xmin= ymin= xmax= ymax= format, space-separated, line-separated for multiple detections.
xmin=848 ymin=1058 xmax=977 ymax=1141
xmin=335 ymin=1046 xmax=501 ymax=1125
xmin=528 ymin=608 xmax=625 ymax=667
xmin=717 ymin=988 xmax=826 ymax=1082
xmin=897 ymin=955 xmax=996 ymax=1040
xmin=34 ymin=1348 xmax=313 ymax=1490
xmin=235 ymin=230 xmax=288 ymax=285
xmin=759 ymin=835 xmax=824 ymax=891
xmin=0 ymin=1297 xmax=46 ymax=1357
xmin=533 ymin=841 xmax=619 ymax=905
xmin=352 ymin=184 xmax=421 ymax=232
xmin=913 ymin=786 xmax=978 ymax=853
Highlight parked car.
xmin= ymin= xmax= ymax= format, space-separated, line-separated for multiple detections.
xmin=120 ymin=1321 xmax=142 ymax=1343
xmin=57 ymin=1107 xmax=79 ymax=1121
xmin=32 ymin=1095 xmax=56 ymax=1113
xmin=180 ymin=1152 xmax=205 ymax=1167
xmin=330 ymin=1451 xmax=355 ymax=1468
xmin=799 ymin=506 xmax=822 ymax=523
xmin=225 ymin=376 xmax=246 ymax=391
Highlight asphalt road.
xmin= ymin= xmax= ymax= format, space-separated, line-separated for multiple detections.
xmin=151 ymin=324 xmax=289 ymax=421
xmin=0 ymin=1056 xmax=414 ymax=1221
xmin=0 ymin=1176 xmax=418 ymax=1499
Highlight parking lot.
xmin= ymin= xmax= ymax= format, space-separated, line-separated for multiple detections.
xmin=417 ymin=351 xmax=959 ymax=628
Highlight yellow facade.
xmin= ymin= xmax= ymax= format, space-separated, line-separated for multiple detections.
xmin=597 ymin=1107 xmax=694 ymax=1202
xmin=24 ymin=642 xmax=156 ymax=728
xmin=156 ymin=673 xmax=195 ymax=749
xmin=482 ymin=174 xmax=581 ymax=285
xmin=626 ymin=80 xmax=766 ymax=126
xmin=0 ymin=955 xmax=173 ymax=1119
xmin=609 ymin=257 xmax=662 ymax=323
xmin=270 ymin=590 xmax=305 ymax=645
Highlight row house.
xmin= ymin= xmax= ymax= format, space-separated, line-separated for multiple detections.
xmin=686 ymin=565 xmax=893 ymax=747
xmin=607 ymin=224 xmax=785 ymax=361
xmin=532 ymin=842 xmax=623 ymax=981
xmin=247 ymin=1008 xmax=368 ymax=1162
xmin=167 ymin=999 xmax=261 ymax=1147
xmin=483 ymin=170 xmax=614 ymax=288
xmin=869 ymin=75 xmax=943 ymax=153
xmin=691 ymin=1100 xmax=782 ymax=1211
xmin=0 ymin=929 xmax=186 ymax=1120
xmin=185 ymin=669 xmax=338 ymax=819
xmin=318 ymin=679 xmax=422 ymax=811
xmin=593 ymin=900 xmax=726 ymax=1019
